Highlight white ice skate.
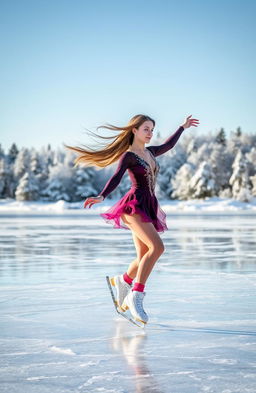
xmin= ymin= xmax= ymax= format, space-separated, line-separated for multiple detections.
xmin=121 ymin=290 xmax=148 ymax=325
xmin=110 ymin=275 xmax=132 ymax=312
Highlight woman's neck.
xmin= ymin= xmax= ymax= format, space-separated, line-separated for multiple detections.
xmin=128 ymin=143 xmax=147 ymax=153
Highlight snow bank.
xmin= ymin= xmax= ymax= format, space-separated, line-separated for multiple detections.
xmin=0 ymin=199 xmax=77 ymax=212
xmin=0 ymin=196 xmax=256 ymax=214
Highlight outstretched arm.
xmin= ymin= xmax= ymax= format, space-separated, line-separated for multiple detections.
xmin=98 ymin=152 xmax=131 ymax=199
xmin=148 ymin=126 xmax=185 ymax=157
xmin=148 ymin=116 xmax=200 ymax=157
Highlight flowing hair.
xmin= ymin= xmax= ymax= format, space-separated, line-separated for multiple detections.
xmin=63 ymin=114 xmax=155 ymax=168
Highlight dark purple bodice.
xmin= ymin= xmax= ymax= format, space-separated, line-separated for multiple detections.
xmin=99 ymin=126 xmax=184 ymax=199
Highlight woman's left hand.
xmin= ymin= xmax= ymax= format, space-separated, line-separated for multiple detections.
xmin=182 ymin=115 xmax=200 ymax=129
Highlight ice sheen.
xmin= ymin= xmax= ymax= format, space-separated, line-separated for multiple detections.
xmin=0 ymin=209 xmax=255 ymax=393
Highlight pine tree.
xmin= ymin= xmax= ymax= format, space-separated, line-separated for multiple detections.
xmin=0 ymin=158 xmax=6 ymax=197
xmin=73 ymin=167 xmax=98 ymax=201
xmin=250 ymin=175 xmax=256 ymax=196
xmin=15 ymin=172 xmax=39 ymax=201
xmin=189 ymin=161 xmax=217 ymax=198
xmin=0 ymin=144 xmax=5 ymax=159
xmin=13 ymin=147 xmax=30 ymax=179
xmin=210 ymin=143 xmax=232 ymax=193
xmin=215 ymin=127 xmax=226 ymax=146
xmin=235 ymin=126 xmax=242 ymax=137
xmin=229 ymin=150 xmax=253 ymax=202
xmin=42 ymin=162 xmax=73 ymax=201
xmin=171 ymin=162 xmax=196 ymax=200
xmin=8 ymin=143 xmax=19 ymax=164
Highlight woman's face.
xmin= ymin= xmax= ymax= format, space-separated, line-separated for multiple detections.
xmin=133 ymin=120 xmax=154 ymax=144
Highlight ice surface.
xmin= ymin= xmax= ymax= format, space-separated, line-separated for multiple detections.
xmin=0 ymin=208 xmax=256 ymax=393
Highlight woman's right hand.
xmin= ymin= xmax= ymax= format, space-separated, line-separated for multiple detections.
xmin=84 ymin=195 xmax=104 ymax=209
xmin=182 ymin=115 xmax=200 ymax=129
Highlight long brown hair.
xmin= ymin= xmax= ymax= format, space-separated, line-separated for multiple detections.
xmin=63 ymin=114 xmax=155 ymax=168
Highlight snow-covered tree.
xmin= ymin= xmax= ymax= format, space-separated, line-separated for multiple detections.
xmin=187 ymin=141 xmax=211 ymax=168
xmin=39 ymin=144 xmax=54 ymax=169
xmin=229 ymin=128 xmax=243 ymax=155
xmin=250 ymin=175 xmax=256 ymax=197
xmin=73 ymin=166 xmax=98 ymax=201
xmin=189 ymin=161 xmax=217 ymax=198
xmin=245 ymin=147 xmax=256 ymax=177
xmin=156 ymin=146 xmax=187 ymax=199
xmin=13 ymin=147 xmax=30 ymax=180
xmin=0 ymin=127 xmax=255 ymax=202
xmin=0 ymin=144 xmax=5 ymax=159
xmin=235 ymin=126 xmax=242 ymax=137
xmin=171 ymin=162 xmax=196 ymax=200
xmin=209 ymin=142 xmax=233 ymax=193
xmin=30 ymin=148 xmax=42 ymax=175
xmin=15 ymin=172 xmax=40 ymax=201
xmin=42 ymin=162 xmax=73 ymax=201
xmin=215 ymin=127 xmax=226 ymax=146
xmin=229 ymin=150 xmax=253 ymax=202
xmin=0 ymin=158 xmax=6 ymax=197
xmin=7 ymin=143 xmax=19 ymax=164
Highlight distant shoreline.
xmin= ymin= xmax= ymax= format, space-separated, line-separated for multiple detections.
xmin=0 ymin=197 xmax=255 ymax=214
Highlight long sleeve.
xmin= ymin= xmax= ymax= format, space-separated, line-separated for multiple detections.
xmin=148 ymin=126 xmax=185 ymax=157
xmin=98 ymin=152 xmax=131 ymax=199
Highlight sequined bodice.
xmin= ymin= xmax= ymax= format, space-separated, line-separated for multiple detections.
xmin=127 ymin=150 xmax=160 ymax=196
xmin=99 ymin=126 xmax=184 ymax=199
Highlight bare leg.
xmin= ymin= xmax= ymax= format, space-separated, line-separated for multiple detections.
xmin=120 ymin=213 xmax=165 ymax=285
xmin=126 ymin=231 xmax=149 ymax=279
xmin=125 ymin=258 xmax=138 ymax=279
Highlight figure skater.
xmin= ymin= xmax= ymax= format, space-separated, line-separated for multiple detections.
xmin=65 ymin=114 xmax=199 ymax=325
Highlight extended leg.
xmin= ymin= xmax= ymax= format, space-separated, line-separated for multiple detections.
xmin=120 ymin=213 xmax=165 ymax=285
xmin=119 ymin=214 xmax=165 ymax=324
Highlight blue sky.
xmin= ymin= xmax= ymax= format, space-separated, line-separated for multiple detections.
xmin=1 ymin=0 xmax=255 ymax=151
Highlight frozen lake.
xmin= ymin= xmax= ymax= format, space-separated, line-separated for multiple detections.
xmin=1 ymin=211 xmax=256 ymax=393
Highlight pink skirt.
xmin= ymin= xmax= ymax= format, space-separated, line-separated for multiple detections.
xmin=100 ymin=188 xmax=168 ymax=233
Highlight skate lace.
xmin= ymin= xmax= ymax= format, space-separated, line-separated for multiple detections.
xmin=136 ymin=294 xmax=145 ymax=313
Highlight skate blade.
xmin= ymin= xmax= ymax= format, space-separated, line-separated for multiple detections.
xmin=106 ymin=276 xmax=125 ymax=312
xmin=106 ymin=276 xmax=145 ymax=328
xmin=135 ymin=317 xmax=147 ymax=325
xmin=117 ymin=311 xmax=146 ymax=328
xmin=120 ymin=302 xmax=147 ymax=325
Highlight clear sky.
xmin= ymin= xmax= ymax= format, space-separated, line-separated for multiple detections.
xmin=1 ymin=0 xmax=255 ymax=152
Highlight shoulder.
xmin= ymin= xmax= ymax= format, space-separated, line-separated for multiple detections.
xmin=121 ymin=150 xmax=136 ymax=160
xmin=120 ymin=151 xmax=133 ymax=160
xmin=146 ymin=146 xmax=155 ymax=156
xmin=117 ymin=150 xmax=134 ymax=166
xmin=120 ymin=150 xmax=138 ymax=166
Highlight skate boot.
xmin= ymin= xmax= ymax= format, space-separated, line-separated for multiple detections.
xmin=121 ymin=290 xmax=148 ymax=324
xmin=110 ymin=275 xmax=132 ymax=312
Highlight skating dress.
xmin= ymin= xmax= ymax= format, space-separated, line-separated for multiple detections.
xmin=98 ymin=126 xmax=185 ymax=233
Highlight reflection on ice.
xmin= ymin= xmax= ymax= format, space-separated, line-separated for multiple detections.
xmin=110 ymin=319 xmax=163 ymax=393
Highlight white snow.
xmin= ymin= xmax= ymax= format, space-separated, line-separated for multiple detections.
xmin=0 ymin=196 xmax=256 ymax=213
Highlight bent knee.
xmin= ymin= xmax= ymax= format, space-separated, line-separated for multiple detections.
xmin=149 ymin=241 xmax=165 ymax=255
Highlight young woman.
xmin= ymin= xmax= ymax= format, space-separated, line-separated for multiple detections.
xmin=65 ymin=114 xmax=199 ymax=325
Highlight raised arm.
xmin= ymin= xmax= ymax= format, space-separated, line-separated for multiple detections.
xmin=147 ymin=126 xmax=185 ymax=157
xmin=98 ymin=152 xmax=131 ymax=199
xmin=149 ymin=115 xmax=200 ymax=157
